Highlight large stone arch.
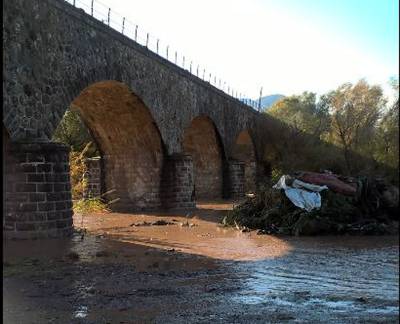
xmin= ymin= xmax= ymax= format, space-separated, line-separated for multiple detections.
xmin=182 ymin=116 xmax=225 ymax=200
xmin=231 ymin=130 xmax=258 ymax=193
xmin=71 ymin=80 xmax=165 ymax=211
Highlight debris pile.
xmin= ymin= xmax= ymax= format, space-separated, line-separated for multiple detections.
xmin=223 ymin=171 xmax=399 ymax=236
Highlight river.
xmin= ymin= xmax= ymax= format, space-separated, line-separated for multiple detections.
xmin=3 ymin=202 xmax=399 ymax=323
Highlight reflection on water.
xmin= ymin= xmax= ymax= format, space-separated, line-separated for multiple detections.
xmin=231 ymin=236 xmax=399 ymax=318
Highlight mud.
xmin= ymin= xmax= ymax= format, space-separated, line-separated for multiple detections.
xmin=3 ymin=201 xmax=399 ymax=323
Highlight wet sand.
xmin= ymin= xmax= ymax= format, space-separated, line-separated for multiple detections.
xmin=3 ymin=201 xmax=399 ymax=323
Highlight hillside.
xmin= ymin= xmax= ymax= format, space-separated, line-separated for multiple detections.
xmin=259 ymin=94 xmax=285 ymax=110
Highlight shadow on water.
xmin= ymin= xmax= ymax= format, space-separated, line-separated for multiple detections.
xmin=3 ymin=203 xmax=399 ymax=323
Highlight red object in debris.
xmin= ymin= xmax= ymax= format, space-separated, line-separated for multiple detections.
xmin=297 ymin=172 xmax=357 ymax=196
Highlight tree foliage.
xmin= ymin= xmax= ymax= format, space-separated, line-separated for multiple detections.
xmin=52 ymin=108 xmax=97 ymax=155
xmin=266 ymin=79 xmax=398 ymax=183
xmin=322 ymin=80 xmax=386 ymax=172
xmin=374 ymin=79 xmax=399 ymax=171
xmin=268 ymin=92 xmax=330 ymax=139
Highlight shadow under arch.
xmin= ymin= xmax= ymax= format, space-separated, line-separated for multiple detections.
xmin=70 ymin=80 xmax=166 ymax=211
xmin=231 ymin=129 xmax=259 ymax=193
xmin=182 ymin=115 xmax=226 ymax=201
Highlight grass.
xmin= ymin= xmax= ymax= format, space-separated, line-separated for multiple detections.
xmin=73 ymin=197 xmax=110 ymax=214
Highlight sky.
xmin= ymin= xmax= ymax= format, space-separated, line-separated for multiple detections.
xmin=76 ymin=0 xmax=399 ymax=101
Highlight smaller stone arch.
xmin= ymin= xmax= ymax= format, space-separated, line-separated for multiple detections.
xmin=182 ymin=115 xmax=225 ymax=201
xmin=231 ymin=130 xmax=258 ymax=194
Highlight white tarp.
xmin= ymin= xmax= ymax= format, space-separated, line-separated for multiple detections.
xmin=273 ymin=175 xmax=328 ymax=212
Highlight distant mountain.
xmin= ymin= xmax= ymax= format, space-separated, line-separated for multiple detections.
xmin=259 ymin=94 xmax=285 ymax=110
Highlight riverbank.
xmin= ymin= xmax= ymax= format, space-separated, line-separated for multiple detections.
xmin=3 ymin=202 xmax=399 ymax=323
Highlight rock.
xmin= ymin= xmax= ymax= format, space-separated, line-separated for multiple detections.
xmin=293 ymin=215 xmax=332 ymax=236
xmin=131 ymin=220 xmax=175 ymax=226
xmin=95 ymin=250 xmax=110 ymax=257
xmin=151 ymin=220 xmax=174 ymax=226
xmin=64 ymin=252 xmax=79 ymax=261
xmin=355 ymin=296 xmax=368 ymax=303
xmin=381 ymin=185 xmax=399 ymax=214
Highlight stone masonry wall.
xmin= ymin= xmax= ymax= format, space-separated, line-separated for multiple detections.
xmin=4 ymin=142 xmax=73 ymax=239
xmin=245 ymin=161 xmax=257 ymax=194
xmin=83 ymin=156 xmax=101 ymax=198
xmin=160 ymin=154 xmax=195 ymax=209
xmin=3 ymin=0 xmax=265 ymax=161
xmin=227 ymin=161 xmax=245 ymax=199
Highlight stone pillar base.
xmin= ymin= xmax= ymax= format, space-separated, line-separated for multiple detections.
xmin=161 ymin=154 xmax=195 ymax=209
xmin=4 ymin=142 xmax=73 ymax=239
xmin=227 ymin=160 xmax=245 ymax=199
xmin=83 ymin=156 xmax=102 ymax=198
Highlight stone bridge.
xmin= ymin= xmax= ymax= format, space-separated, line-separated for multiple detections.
xmin=3 ymin=0 xmax=273 ymax=239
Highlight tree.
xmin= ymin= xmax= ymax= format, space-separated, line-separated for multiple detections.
xmin=322 ymin=80 xmax=386 ymax=173
xmin=267 ymin=92 xmax=330 ymax=139
xmin=374 ymin=78 xmax=399 ymax=173
xmin=52 ymin=108 xmax=97 ymax=155
xmin=265 ymin=92 xmax=332 ymax=173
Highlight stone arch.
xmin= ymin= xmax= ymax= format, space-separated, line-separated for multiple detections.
xmin=70 ymin=80 xmax=165 ymax=211
xmin=231 ymin=130 xmax=258 ymax=193
xmin=182 ymin=115 xmax=225 ymax=200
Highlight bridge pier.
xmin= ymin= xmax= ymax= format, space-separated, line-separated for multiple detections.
xmin=4 ymin=142 xmax=73 ymax=239
xmin=244 ymin=160 xmax=257 ymax=193
xmin=160 ymin=154 xmax=196 ymax=210
xmin=83 ymin=156 xmax=102 ymax=199
xmin=226 ymin=160 xmax=245 ymax=199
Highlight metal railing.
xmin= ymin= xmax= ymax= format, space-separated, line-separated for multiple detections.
xmin=65 ymin=0 xmax=262 ymax=111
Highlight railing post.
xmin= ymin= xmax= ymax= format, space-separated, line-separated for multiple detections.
xmin=166 ymin=45 xmax=169 ymax=59
xmin=182 ymin=56 xmax=185 ymax=68
xmin=107 ymin=8 xmax=110 ymax=26
xmin=73 ymin=0 xmax=76 ymax=6
xmin=122 ymin=17 xmax=125 ymax=34
xmin=203 ymin=69 xmax=205 ymax=79
xmin=156 ymin=39 xmax=159 ymax=54
xmin=196 ymin=65 xmax=199 ymax=77
xmin=91 ymin=0 xmax=94 ymax=16
xmin=190 ymin=61 xmax=192 ymax=73
xmin=135 ymin=25 xmax=138 ymax=41
xmin=175 ymin=51 xmax=177 ymax=64
xmin=146 ymin=33 xmax=149 ymax=47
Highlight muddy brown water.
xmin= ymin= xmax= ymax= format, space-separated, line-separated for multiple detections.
xmin=3 ymin=201 xmax=399 ymax=323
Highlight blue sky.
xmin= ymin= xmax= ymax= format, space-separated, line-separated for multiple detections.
xmin=77 ymin=0 xmax=399 ymax=100
xmin=275 ymin=0 xmax=399 ymax=73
